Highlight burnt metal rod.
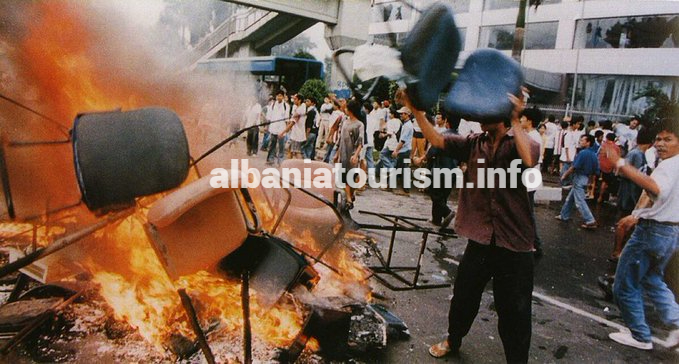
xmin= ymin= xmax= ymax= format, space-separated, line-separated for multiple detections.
xmin=8 ymin=139 xmax=71 ymax=147
xmin=0 ymin=208 xmax=133 ymax=279
xmin=0 ymin=288 xmax=85 ymax=354
xmin=0 ymin=92 xmax=70 ymax=137
xmin=0 ymin=140 xmax=15 ymax=219
xmin=241 ymin=271 xmax=252 ymax=364
xmin=178 ymin=288 xmax=216 ymax=364
xmin=191 ymin=116 xmax=296 ymax=167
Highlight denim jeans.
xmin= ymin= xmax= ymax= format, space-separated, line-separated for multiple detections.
xmin=266 ymin=134 xmax=286 ymax=165
xmin=365 ymin=146 xmax=375 ymax=170
xmin=302 ymin=132 xmax=317 ymax=160
xmin=261 ymin=131 xmax=271 ymax=151
xmin=448 ymin=240 xmax=534 ymax=363
xmin=560 ymin=161 xmax=573 ymax=186
xmin=613 ymin=219 xmax=679 ymax=342
xmin=559 ymin=174 xmax=595 ymax=224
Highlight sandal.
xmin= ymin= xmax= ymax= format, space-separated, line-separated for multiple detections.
xmin=428 ymin=340 xmax=453 ymax=358
xmin=581 ymin=222 xmax=598 ymax=229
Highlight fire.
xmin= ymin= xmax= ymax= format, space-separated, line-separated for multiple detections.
xmin=0 ymin=222 xmax=66 ymax=247
xmin=83 ymin=210 xmax=305 ymax=351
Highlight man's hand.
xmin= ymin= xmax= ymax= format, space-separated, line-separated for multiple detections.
xmin=391 ymin=150 xmax=399 ymax=158
xmin=278 ymin=131 xmax=286 ymax=138
xmin=350 ymin=155 xmax=358 ymax=166
xmin=601 ymin=142 xmax=621 ymax=166
xmin=508 ymin=87 xmax=528 ymax=128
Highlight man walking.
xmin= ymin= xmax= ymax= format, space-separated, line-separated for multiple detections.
xmin=266 ymin=90 xmax=290 ymax=166
xmin=556 ymin=134 xmax=599 ymax=229
xmin=604 ymin=119 xmax=679 ymax=351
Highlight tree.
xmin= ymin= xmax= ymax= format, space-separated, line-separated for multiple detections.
xmin=634 ymin=85 xmax=679 ymax=126
xmin=292 ymin=50 xmax=316 ymax=60
xmin=298 ymin=79 xmax=328 ymax=105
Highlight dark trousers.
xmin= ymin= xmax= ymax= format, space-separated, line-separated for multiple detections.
xmin=246 ymin=128 xmax=259 ymax=155
xmin=395 ymin=150 xmax=411 ymax=192
xmin=430 ymin=186 xmax=452 ymax=224
xmin=447 ymin=240 xmax=534 ymax=364
xmin=302 ymin=132 xmax=317 ymax=160
xmin=527 ymin=191 xmax=542 ymax=252
xmin=542 ymin=148 xmax=554 ymax=173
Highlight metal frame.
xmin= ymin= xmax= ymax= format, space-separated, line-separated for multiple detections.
xmin=356 ymin=210 xmax=456 ymax=291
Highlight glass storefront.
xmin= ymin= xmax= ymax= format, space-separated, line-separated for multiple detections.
xmin=479 ymin=22 xmax=558 ymax=50
xmin=574 ymin=15 xmax=679 ymax=49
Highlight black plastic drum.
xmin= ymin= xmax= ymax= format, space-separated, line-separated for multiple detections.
xmin=72 ymin=107 xmax=189 ymax=211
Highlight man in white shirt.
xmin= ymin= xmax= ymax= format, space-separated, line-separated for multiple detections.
xmin=266 ymin=90 xmax=290 ymax=166
xmin=603 ymin=119 xmax=679 ymax=351
xmin=245 ymin=100 xmax=262 ymax=156
xmin=280 ymin=94 xmax=307 ymax=159
xmin=615 ymin=117 xmax=641 ymax=154
xmin=560 ymin=116 xmax=583 ymax=187
xmin=543 ymin=115 xmax=558 ymax=174
xmin=316 ymin=97 xmax=334 ymax=149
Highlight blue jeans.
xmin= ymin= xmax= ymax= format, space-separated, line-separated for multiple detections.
xmin=560 ymin=161 xmax=573 ymax=186
xmin=261 ymin=131 xmax=271 ymax=151
xmin=266 ymin=134 xmax=286 ymax=165
xmin=559 ymin=174 xmax=595 ymax=224
xmin=302 ymin=132 xmax=317 ymax=160
xmin=613 ymin=219 xmax=679 ymax=342
xmin=365 ymin=146 xmax=375 ymax=170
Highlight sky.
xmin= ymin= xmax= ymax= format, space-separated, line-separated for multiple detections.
xmin=304 ymin=23 xmax=333 ymax=61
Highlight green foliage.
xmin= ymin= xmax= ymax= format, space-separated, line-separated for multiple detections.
xmin=292 ymin=50 xmax=316 ymax=60
xmin=634 ymin=85 xmax=679 ymax=126
xmin=298 ymin=79 xmax=329 ymax=105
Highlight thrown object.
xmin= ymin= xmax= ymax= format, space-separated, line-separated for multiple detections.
xmin=400 ymin=3 xmax=461 ymax=110
xmin=445 ymin=49 xmax=524 ymax=123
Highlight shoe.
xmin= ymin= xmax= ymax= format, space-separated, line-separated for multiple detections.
xmin=393 ymin=189 xmax=410 ymax=196
xmin=554 ymin=215 xmax=569 ymax=222
xmin=440 ymin=211 xmax=455 ymax=229
xmin=666 ymin=328 xmax=679 ymax=348
xmin=581 ymin=222 xmax=598 ymax=229
xmin=428 ymin=340 xmax=457 ymax=358
xmin=427 ymin=219 xmax=442 ymax=226
xmin=609 ymin=330 xmax=652 ymax=350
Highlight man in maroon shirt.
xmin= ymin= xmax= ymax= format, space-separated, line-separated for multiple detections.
xmin=402 ymin=92 xmax=539 ymax=363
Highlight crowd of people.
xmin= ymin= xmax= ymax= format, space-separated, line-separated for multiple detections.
xmin=240 ymin=86 xmax=678 ymax=362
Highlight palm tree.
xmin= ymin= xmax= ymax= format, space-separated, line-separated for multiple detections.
xmin=512 ymin=0 xmax=542 ymax=61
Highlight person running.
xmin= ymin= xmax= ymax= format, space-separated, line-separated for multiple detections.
xmin=280 ymin=93 xmax=307 ymax=159
xmin=266 ymin=90 xmax=290 ymax=166
xmin=603 ymin=119 xmax=679 ymax=351
xmin=555 ymin=134 xmax=600 ymax=229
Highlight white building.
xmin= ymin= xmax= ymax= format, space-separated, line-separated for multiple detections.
xmin=369 ymin=0 xmax=679 ymax=118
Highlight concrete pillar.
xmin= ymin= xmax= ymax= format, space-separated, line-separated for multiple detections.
xmin=324 ymin=0 xmax=370 ymax=92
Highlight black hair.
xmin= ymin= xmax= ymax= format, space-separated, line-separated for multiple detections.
xmin=363 ymin=101 xmax=373 ymax=113
xmin=548 ymin=114 xmax=555 ymax=122
xmin=605 ymin=132 xmax=616 ymax=141
xmin=594 ymin=130 xmax=604 ymax=138
xmin=346 ymin=99 xmax=364 ymax=121
xmin=521 ymin=107 xmax=543 ymax=128
xmin=587 ymin=120 xmax=596 ymax=127
xmin=636 ymin=126 xmax=655 ymax=145
xmin=573 ymin=115 xmax=585 ymax=124
xmin=306 ymin=97 xmax=317 ymax=105
xmin=658 ymin=118 xmax=679 ymax=138
xmin=560 ymin=121 xmax=569 ymax=129
xmin=275 ymin=90 xmax=284 ymax=96
xmin=582 ymin=134 xmax=595 ymax=145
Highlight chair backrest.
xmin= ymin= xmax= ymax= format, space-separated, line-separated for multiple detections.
xmin=279 ymin=159 xmax=335 ymax=208
xmin=146 ymin=172 xmax=248 ymax=280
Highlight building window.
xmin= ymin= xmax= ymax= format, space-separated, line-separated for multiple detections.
xmin=479 ymin=24 xmax=515 ymax=50
xmin=371 ymin=1 xmax=411 ymax=23
xmin=574 ymin=15 xmax=679 ymax=49
xmin=479 ymin=22 xmax=557 ymax=50
xmin=525 ymin=22 xmax=558 ymax=50
xmin=483 ymin=0 xmax=560 ymax=11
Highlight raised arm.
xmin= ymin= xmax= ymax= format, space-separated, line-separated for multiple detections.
xmin=508 ymin=92 xmax=536 ymax=167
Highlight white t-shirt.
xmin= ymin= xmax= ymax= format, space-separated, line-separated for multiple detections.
xmin=366 ymin=111 xmax=382 ymax=147
xmin=384 ymin=118 xmax=401 ymax=151
xmin=633 ymin=154 xmax=679 ymax=223
xmin=458 ymin=119 xmax=482 ymax=137
xmin=528 ymin=129 xmax=543 ymax=164
xmin=560 ymin=129 xmax=581 ymax=162
xmin=267 ymin=101 xmax=289 ymax=135
xmin=245 ymin=103 xmax=262 ymax=128
xmin=289 ymin=103 xmax=307 ymax=142
xmin=545 ymin=122 xmax=558 ymax=148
